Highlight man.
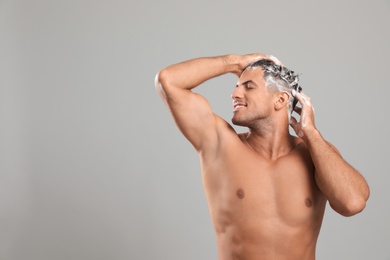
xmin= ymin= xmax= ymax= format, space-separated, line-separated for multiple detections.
xmin=155 ymin=53 xmax=370 ymax=260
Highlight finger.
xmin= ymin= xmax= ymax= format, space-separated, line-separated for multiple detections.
xmin=268 ymin=54 xmax=284 ymax=66
xmin=249 ymin=53 xmax=269 ymax=63
xmin=234 ymin=71 xmax=242 ymax=78
xmin=290 ymin=116 xmax=298 ymax=127
xmin=293 ymin=105 xmax=302 ymax=115
xmin=293 ymin=91 xmax=312 ymax=107
xmin=290 ymin=116 xmax=304 ymax=138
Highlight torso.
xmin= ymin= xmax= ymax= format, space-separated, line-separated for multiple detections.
xmin=199 ymin=119 xmax=327 ymax=260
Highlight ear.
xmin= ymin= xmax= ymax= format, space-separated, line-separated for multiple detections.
xmin=274 ymin=91 xmax=290 ymax=110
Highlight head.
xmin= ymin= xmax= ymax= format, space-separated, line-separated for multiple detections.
xmin=231 ymin=58 xmax=302 ymax=127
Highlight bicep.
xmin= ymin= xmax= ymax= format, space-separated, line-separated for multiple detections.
xmin=158 ymin=86 xmax=218 ymax=151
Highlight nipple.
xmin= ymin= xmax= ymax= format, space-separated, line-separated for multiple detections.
xmin=236 ymin=189 xmax=245 ymax=199
xmin=305 ymin=198 xmax=313 ymax=207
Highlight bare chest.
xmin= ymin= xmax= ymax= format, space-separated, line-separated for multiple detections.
xmin=200 ymin=144 xmax=324 ymax=228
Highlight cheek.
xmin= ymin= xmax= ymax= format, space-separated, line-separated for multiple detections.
xmin=252 ymin=101 xmax=271 ymax=113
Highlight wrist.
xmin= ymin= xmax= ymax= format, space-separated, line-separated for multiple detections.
xmin=302 ymin=127 xmax=321 ymax=145
xmin=222 ymin=54 xmax=242 ymax=74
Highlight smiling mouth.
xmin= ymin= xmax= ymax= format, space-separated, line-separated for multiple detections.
xmin=233 ymin=103 xmax=247 ymax=111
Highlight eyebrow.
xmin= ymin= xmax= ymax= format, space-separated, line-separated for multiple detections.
xmin=236 ymin=80 xmax=257 ymax=87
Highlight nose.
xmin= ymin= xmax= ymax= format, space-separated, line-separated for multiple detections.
xmin=231 ymin=86 xmax=243 ymax=100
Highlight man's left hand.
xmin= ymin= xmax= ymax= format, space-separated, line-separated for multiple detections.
xmin=290 ymin=91 xmax=316 ymax=139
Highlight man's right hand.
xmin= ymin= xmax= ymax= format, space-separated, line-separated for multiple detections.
xmin=230 ymin=53 xmax=283 ymax=77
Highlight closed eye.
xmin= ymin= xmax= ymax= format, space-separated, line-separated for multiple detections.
xmin=236 ymin=80 xmax=257 ymax=89
xmin=245 ymin=83 xmax=254 ymax=89
xmin=243 ymin=80 xmax=256 ymax=90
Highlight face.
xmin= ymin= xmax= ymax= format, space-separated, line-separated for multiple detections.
xmin=231 ymin=68 xmax=276 ymax=127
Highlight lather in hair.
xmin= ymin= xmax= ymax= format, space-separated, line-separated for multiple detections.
xmin=245 ymin=59 xmax=303 ymax=110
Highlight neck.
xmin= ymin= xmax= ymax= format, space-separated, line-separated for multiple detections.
xmin=245 ymin=118 xmax=295 ymax=160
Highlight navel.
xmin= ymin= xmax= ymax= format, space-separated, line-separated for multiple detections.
xmin=236 ymin=189 xmax=245 ymax=199
xmin=305 ymin=198 xmax=313 ymax=207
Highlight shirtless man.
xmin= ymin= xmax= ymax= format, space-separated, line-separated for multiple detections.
xmin=155 ymin=53 xmax=370 ymax=260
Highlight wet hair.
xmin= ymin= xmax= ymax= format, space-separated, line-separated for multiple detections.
xmin=245 ymin=59 xmax=302 ymax=113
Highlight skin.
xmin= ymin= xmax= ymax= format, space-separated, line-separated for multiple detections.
xmin=155 ymin=54 xmax=370 ymax=260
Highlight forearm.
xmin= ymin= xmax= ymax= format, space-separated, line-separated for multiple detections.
xmin=157 ymin=55 xmax=240 ymax=91
xmin=304 ymin=129 xmax=370 ymax=216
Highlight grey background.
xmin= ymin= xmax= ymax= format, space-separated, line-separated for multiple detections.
xmin=1 ymin=0 xmax=389 ymax=259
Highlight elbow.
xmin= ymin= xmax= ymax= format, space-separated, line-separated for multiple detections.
xmin=155 ymin=69 xmax=171 ymax=91
xmin=155 ymin=69 xmax=175 ymax=102
xmin=331 ymin=183 xmax=370 ymax=217
xmin=336 ymin=197 xmax=368 ymax=217
xmin=154 ymin=70 xmax=164 ymax=92
xmin=155 ymin=70 xmax=169 ymax=101
xmin=343 ymin=184 xmax=371 ymax=217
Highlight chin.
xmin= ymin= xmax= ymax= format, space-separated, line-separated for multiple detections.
xmin=231 ymin=117 xmax=247 ymax=127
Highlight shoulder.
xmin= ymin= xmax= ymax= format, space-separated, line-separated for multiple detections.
xmin=290 ymin=135 xmax=314 ymax=164
xmin=292 ymin=135 xmax=341 ymax=156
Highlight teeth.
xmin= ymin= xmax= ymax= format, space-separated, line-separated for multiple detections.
xmin=234 ymin=105 xmax=246 ymax=109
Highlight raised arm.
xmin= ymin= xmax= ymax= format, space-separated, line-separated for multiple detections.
xmin=155 ymin=54 xmax=266 ymax=152
xmin=290 ymin=91 xmax=370 ymax=217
